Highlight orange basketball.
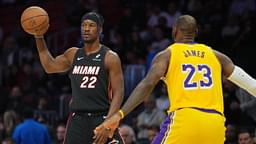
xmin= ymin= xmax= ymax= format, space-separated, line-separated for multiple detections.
xmin=20 ymin=6 xmax=49 ymax=35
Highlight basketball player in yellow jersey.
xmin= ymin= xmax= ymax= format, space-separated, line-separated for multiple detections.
xmin=93 ymin=15 xmax=256 ymax=144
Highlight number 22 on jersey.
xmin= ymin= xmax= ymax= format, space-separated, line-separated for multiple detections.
xmin=80 ymin=76 xmax=97 ymax=88
xmin=182 ymin=64 xmax=213 ymax=90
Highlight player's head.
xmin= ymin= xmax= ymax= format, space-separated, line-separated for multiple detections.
xmin=80 ymin=12 xmax=104 ymax=43
xmin=172 ymin=15 xmax=198 ymax=42
xmin=238 ymin=128 xmax=254 ymax=144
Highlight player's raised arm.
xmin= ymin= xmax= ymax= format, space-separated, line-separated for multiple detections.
xmin=35 ymin=37 xmax=77 ymax=73
xmin=214 ymin=50 xmax=256 ymax=96
xmin=21 ymin=6 xmax=76 ymax=74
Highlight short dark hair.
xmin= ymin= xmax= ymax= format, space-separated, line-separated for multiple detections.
xmin=22 ymin=107 xmax=34 ymax=119
xmin=238 ymin=127 xmax=255 ymax=138
xmin=174 ymin=15 xmax=197 ymax=35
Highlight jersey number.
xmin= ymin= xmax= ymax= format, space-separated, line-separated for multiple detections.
xmin=80 ymin=76 xmax=97 ymax=88
xmin=182 ymin=64 xmax=213 ymax=89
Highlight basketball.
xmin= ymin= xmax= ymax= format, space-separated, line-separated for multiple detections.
xmin=20 ymin=6 xmax=49 ymax=35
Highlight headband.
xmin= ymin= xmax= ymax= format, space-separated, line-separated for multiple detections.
xmin=81 ymin=12 xmax=104 ymax=27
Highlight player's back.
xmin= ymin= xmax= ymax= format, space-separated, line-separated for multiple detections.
xmin=164 ymin=43 xmax=223 ymax=114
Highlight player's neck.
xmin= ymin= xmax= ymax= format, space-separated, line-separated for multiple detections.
xmin=176 ymin=38 xmax=195 ymax=44
xmin=84 ymin=41 xmax=101 ymax=55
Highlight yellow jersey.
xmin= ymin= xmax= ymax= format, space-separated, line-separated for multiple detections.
xmin=164 ymin=43 xmax=223 ymax=114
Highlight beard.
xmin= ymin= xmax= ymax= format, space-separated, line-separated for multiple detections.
xmin=83 ymin=37 xmax=97 ymax=44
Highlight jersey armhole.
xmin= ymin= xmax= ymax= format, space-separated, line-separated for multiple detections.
xmin=163 ymin=46 xmax=173 ymax=79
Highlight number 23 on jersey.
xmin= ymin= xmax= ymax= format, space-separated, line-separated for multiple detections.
xmin=182 ymin=64 xmax=213 ymax=89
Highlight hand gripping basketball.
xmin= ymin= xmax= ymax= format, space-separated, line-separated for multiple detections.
xmin=20 ymin=6 xmax=49 ymax=36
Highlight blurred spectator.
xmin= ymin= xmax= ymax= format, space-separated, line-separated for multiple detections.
xmin=147 ymin=4 xmax=164 ymax=28
xmin=157 ymin=16 xmax=171 ymax=39
xmin=53 ymin=123 xmax=65 ymax=144
xmin=17 ymin=41 xmax=34 ymax=67
xmin=117 ymin=6 xmax=135 ymax=40
xmin=6 ymin=86 xmax=24 ymax=116
xmin=150 ymin=26 xmax=171 ymax=53
xmin=1 ymin=65 xmax=18 ymax=88
xmin=156 ymin=84 xmax=169 ymax=112
xmin=119 ymin=124 xmax=136 ymax=144
xmin=187 ymin=0 xmax=203 ymax=16
xmin=3 ymin=111 xmax=17 ymax=138
xmin=12 ymin=107 xmax=52 ymax=144
xmin=34 ymin=97 xmax=59 ymax=126
xmin=127 ymin=31 xmax=147 ymax=64
xmin=147 ymin=125 xmax=159 ymax=142
xmin=1 ymin=137 xmax=14 ymax=144
xmin=146 ymin=26 xmax=171 ymax=71
xmin=235 ymin=88 xmax=256 ymax=125
xmin=221 ymin=15 xmax=240 ymax=56
xmin=238 ymin=127 xmax=255 ymax=144
xmin=223 ymin=79 xmax=244 ymax=125
xmin=160 ymin=2 xmax=181 ymax=28
xmin=222 ymin=15 xmax=240 ymax=39
xmin=109 ymin=31 xmax=127 ymax=63
xmin=225 ymin=124 xmax=238 ymax=144
xmin=124 ymin=65 xmax=146 ymax=99
xmin=136 ymin=95 xmax=166 ymax=139
xmin=0 ymin=116 xmax=4 ymax=142
xmin=223 ymin=79 xmax=256 ymax=126
xmin=16 ymin=63 xmax=39 ymax=94
xmin=1 ymin=36 xmax=19 ymax=66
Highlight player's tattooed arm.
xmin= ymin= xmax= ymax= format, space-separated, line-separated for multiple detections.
xmin=121 ymin=48 xmax=170 ymax=116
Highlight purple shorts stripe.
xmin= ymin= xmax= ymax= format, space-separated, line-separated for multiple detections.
xmin=151 ymin=112 xmax=175 ymax=144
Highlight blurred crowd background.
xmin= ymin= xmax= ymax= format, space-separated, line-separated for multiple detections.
xmin=0 ymin=0 xmax=256 ymax=143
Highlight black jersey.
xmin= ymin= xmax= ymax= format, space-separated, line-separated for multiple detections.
xmin=69 ymin=45 xmax=110 ymax=112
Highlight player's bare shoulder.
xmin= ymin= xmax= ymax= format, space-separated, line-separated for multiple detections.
xmin=213 ymin=50 xmax=234 ymax=77
xmin=105 ymin=49 xmax=121 ymax=69
xmin=147 ymin=48 xmax=171 ymax=79
xmin=64 ymin=47 xmax=79 ymax=65
xmin=153 ymin=48 xmax=171 ymax=65
xmin=213 ymin=50 xmax=232 ymax=67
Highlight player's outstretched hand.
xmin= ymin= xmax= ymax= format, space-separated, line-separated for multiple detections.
xmin=92 ymin=125 xmax=110 ymax=144
xmin=93 ymin=113 xmax=121 ymax=144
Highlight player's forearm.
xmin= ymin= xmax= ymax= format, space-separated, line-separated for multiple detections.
xmin=107 ymin=89 xmax=124 ymax=118
xmin=121 ymin=78 xmax=156 ymax=116
xmin=35 ymin=37 xmax=56 ymax=73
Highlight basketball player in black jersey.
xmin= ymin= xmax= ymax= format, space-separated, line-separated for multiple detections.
xmin=33 ymin=12 xmax=124 ymax=144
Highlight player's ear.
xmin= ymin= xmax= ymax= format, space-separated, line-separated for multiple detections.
xmin=98 ymin=27 xmax=103 ymax=34
xmin=172 ymin=27 xmax=176 ymax=39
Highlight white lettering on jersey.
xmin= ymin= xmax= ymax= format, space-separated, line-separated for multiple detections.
xmin=72 ymin=66 xmax=101 ymax=75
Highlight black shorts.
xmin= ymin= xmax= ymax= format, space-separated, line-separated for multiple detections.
xmin=64 ymin=112 xmax=123 ymax=144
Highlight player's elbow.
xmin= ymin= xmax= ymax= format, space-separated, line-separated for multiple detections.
xmin=43 ymin=65 xmax=57 ymax=74
xmin=44 ymin=68 xmax=54 ymax=74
